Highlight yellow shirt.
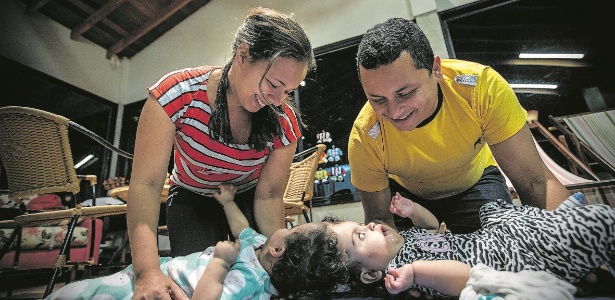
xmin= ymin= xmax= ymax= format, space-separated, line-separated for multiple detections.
xmin=348 ymin=59 xmax=527 ymax=199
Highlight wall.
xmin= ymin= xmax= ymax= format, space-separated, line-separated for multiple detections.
xmin=0 ymin=1 xmax=127 ymax=105
xmin=1 ymin=0 xmax=478 ymax=105
xmin=0 ymin=0 xmax=477 ymax=198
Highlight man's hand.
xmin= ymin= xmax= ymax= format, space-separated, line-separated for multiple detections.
xmin=385 ymin=265 xmax=415 ymax=295
xmin=133 ymin=269 xmax=189 ymax=300
xmin=389 ymin=192 xmax=416 ymax=218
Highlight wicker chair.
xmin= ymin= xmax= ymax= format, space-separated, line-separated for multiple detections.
xmin=0 ymin=106 xmax=132 ymax=298
xmin=284 ymin=144 xmax=326 ymax=226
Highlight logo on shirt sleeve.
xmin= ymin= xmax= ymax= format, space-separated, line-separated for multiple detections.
xmin=454 ymin=75 xmax=478 ymax=87
xmin=368 ymin=121 xmax=381 ymax=139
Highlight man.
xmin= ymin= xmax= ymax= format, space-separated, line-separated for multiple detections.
xmin=349 ymin=18 xmax=569 ymax=233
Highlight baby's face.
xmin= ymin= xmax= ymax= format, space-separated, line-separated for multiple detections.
xmin=327 ymin=221 xmax=404 ymax=272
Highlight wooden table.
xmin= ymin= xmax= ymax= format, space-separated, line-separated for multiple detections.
xmin=109 ymin=185 xmax=170 ymax=203
xmin=107 ymin=184 xmax=171 ymax=260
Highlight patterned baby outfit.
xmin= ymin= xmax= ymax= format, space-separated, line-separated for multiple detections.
xmin=387 ymin=200 xmax=615 ymax=297
xmin=46 ymin=228 xmax=277 ymax=300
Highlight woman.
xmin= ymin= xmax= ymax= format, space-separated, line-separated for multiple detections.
xmin=127 ymin=7 xmax=315 ymax=299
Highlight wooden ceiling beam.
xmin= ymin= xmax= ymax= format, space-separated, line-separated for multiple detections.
xmin=128 ymin=0 xmax=156 ymax=18
xmin=106 ymin=0 xmax=192 ymax=59
xmin=70 ymin=1 xmax=129 ymax=37
xmin=25 ymin=0 xmax=52 ymax=15
xmin=71 ymin=0 xmax=128 ymax=40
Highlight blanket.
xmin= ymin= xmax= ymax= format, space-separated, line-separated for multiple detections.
xmin=459 ymin=263 xmax=576 ymax=300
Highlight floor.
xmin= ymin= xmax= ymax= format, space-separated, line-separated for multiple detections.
xmin=0 ymin=265 xmax=126 ymax=299
xmin=1 ymin=283 xmax=66 ymax=299
xmin=0 ymin=270 xmax=615 ymax=300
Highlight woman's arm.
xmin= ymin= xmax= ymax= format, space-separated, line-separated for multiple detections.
xmin=192 ymin=240 xmax=241 ymax=300
xmin=385 ymin=260 xmax=470 ymax=296
xmin=253 ymin=141 xmax=297 ymax=237
xmin=128 ymin=96 xmax=187 ymax=300
xmin=491 ymin=124 xmax=570 ymax=210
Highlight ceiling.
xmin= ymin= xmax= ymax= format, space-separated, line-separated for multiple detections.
xmin=16 ymin=0 xmax=613 ymax=126
xmin=442 ymin=0 xmax=615 ymax=126
xmin=19 ymin=0 xmax=212 ymax=59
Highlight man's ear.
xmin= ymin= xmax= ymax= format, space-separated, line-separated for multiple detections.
xmin=267 ymin=246 xmax=286 ymax=258
xmin=359 ymin=269 xmax=383 ymax=284
xmin=432 ymin=55 xmax=443 ymax=80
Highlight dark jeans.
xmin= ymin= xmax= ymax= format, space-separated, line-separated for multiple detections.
xmin=165 ymin=185 xmax=258 ymax=257
xmin=389 ymin=166 xmax=511 ymax=233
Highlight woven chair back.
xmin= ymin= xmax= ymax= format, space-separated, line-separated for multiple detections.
xmin=0 ymin=106 xmax=80 ymax=202
xmin=283 ymin=144 xmax=326 ymax=215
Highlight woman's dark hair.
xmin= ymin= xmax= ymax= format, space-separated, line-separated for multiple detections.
xmin=356 ymin=18 xmax=434 ymax=76
xmin=270 ymin=225 xmax=350 ymax=298
xmin=209 ymin=7 xmax=315 ymax=151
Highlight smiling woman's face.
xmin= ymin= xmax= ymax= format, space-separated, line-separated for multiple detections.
xmin=234 ymin=56 xmax=308 ymax=113
xmin=327 ymin=221 xmax=404 ymax=272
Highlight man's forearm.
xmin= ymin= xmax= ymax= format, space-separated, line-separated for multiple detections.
xmin=359 ymin=188 xmax=396 ymax=228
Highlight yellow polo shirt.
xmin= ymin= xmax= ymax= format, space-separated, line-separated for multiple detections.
xmin=348 ymin=59 xmax=526 ymax=199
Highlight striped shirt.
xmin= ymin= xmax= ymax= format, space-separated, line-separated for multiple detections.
xmin=148 ymin=66 xmax=302 ymax=195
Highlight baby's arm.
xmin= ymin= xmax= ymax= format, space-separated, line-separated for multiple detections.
xmin=213 ymin=184 xmax=249 ymax=239
xmin=389 ymin=192 xmax=439 ymax=230
xmin=385 ymin=260 xmax=470 ymax=296
xmin=192 ymin=240 xmax=241 ymax=300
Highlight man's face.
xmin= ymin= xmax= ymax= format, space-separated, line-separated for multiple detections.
xmin=359 ymin=52 xmax=441 ymax=132
xmin=327 ymin=221 xmax=404 ymax=272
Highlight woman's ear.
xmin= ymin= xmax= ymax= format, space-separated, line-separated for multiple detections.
xmin=236 ymin=42 xmax=249 ymax=64
xmin=359 ymin=269 xmax=383 ymax=284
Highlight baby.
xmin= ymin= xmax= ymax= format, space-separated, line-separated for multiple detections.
xmin=46 ymin=184 xmax=349 ymax=299
xmin=327 ymin=192 xmax=614 ymax=297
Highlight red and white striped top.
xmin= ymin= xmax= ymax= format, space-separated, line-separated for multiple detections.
xmin=148 ymin=66 xmax=302 ymax=195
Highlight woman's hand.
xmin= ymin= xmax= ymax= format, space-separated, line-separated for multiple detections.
xmin=385 ymin=265 xmax=415 ymax=294
xmin=133 ymin=269 xmax=189 ymax=300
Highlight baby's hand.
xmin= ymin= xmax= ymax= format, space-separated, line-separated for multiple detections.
xmin=384 ymin=264 xmax=415 ymax=294
xmin=212 ymin=183 xmax=237 ymax=206
xmin=389 ymin=192 xmax=415 ymax=218
xmin=213 ymin=240 xmax=241 ymax=268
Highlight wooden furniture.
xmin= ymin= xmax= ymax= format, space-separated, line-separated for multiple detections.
xmin=284 ymin=144 xmax=326 ymax=226
xmin=521 ymin=110 xmax=615 ymax=209
xmin=548 ymin=109 xmax=615 ymax=178
xmin=0 ymin=106 xmax=131 ymax=298
xmin=565 ymin=179 xmax=615 ymax=208
xmin=109 ymin=183 xmax=171 ymax=256
xmin=109 ymin=185 xmax=170 ymax=203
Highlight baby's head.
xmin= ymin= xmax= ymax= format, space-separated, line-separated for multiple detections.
xmin=321 ymin=215 xmax=404 ymax=285
xmin=269 ymin=223 xmax=351 ymax=298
